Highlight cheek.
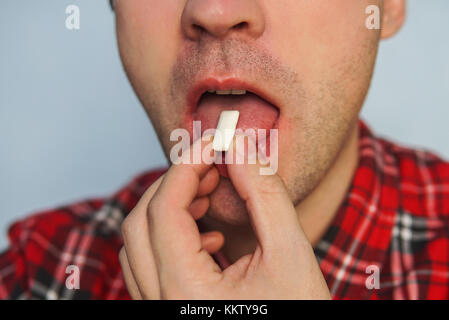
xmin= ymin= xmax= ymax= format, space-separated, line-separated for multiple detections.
xmin=116 ymin=0 xmax=182 ymax=91
xmin=264 ymin=0 xmax=379 ymax=85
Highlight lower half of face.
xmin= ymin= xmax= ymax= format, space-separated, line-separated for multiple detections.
xmin=115 ymin=0 xmax=381 ymax=226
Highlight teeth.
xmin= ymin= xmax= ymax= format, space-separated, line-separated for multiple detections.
xmin=216 ymin=90 xmax=232 ymax=95
xmin=207 ymin=90 xmax=247 ymax=95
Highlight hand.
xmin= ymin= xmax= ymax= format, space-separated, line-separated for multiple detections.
xmin=119 ymin=138 xmax=331 ymax=299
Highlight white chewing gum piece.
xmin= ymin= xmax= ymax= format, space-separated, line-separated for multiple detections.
xmin=212 ymin=111 xmax=240 ymax=152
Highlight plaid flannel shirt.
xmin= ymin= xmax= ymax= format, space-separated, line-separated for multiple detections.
xmin=0 ymin=121 xmax=448 ymax=300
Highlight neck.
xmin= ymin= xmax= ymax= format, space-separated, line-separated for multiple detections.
xmin=201 ymin=121 xmax=360 ymax=264
xmin=296 ymin=122 xmax=359 ymax=246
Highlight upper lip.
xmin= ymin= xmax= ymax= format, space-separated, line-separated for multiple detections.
xmin=187 ymin=76 xmax=280 ymax=115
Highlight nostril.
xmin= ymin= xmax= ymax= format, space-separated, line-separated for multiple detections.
xmin=192 ymin=23 xmax=207 ymax=34
xmin=191 ymin=21 xmax=248 ymax=39
xmin=232 ymin=22 xmax=248 ymax=30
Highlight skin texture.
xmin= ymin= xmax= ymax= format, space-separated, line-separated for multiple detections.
xmin=115 ymin=0 xmax=406 ymax=299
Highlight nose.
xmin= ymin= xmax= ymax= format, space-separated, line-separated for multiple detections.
xmin=181 ymin=0 xmax=265 ymax=40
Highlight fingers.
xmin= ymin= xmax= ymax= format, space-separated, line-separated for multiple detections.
xmin=188 ymin=197 xmax=210 ymax=220
xmin=201 ymin=231 xmax=225 ymax=253
xmin=226 ymin=140 xmax=308 ymax=253
xmin=147 ymin=139 xmax=223 ymax=288
xmin=120 ymin=172 xmax=165 ymax=300
xmin=197 ymin=166 xmax=220 ymax=197
xmin=119 ymin=230 xmax=223 ymax=299
xmin=121 ymin=207 xmax=162 ymax=299
xmin=120 ymin=139 xmax=220 ymax=299
xmin=118 ymin=247 xmax=142 ymax=300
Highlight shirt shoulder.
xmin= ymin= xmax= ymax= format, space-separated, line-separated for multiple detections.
xmin=0 ymin=168 xmax=165 ymax=299
xmin=374 ymin=134 xmax=449 ymax=299
xmin=379 ymin=136 xmax=449 ymax=219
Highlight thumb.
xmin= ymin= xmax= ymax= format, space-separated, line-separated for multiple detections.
xmin=225 ymin=137 xmax=308 ymax=252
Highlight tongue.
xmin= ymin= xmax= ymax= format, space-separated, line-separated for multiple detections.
xmin=194 ymin=92 xmax=279 ymax=177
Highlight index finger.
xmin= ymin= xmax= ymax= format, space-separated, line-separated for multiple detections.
xmin=148 ymin=138 xmax=222 ymax=289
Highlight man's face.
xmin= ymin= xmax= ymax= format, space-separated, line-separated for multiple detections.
xmin=114 ymin=0 xmax=384 ymax=225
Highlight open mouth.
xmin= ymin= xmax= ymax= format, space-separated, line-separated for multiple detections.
xmin=187 ymin=79 xmax=280 ymax=177
xmin=192 ymin=83 xmax=280 ymax=133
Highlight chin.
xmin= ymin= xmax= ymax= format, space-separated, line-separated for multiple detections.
xmin=207 ymin=178 xmax=251 ymax=226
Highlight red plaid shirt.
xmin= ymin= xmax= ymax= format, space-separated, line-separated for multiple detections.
xmin=1 ymin=121 xmax=448 ymax=300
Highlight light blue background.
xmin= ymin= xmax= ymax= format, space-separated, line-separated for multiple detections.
xmin=1 ymin=1 xmax=448 ymax=250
